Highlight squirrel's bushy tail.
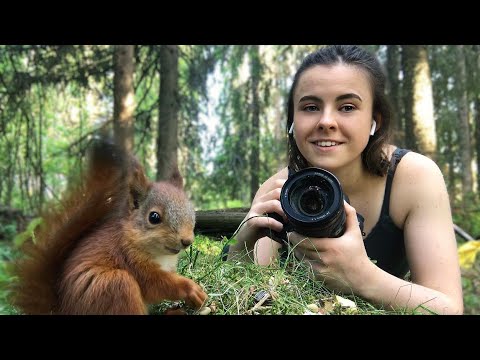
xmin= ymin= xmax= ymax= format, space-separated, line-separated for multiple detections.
xmin=10 ymin=139 xmax=131 ymax=314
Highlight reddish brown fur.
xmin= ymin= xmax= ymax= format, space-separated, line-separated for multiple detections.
xmin=10 ymin=140 xmax=207 ymax=314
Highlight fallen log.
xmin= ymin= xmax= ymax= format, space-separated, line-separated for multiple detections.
xmin=194 ymin=208 xmax=249 ymax=239
xmin=195 ymin=208 xmax=476 ymax=244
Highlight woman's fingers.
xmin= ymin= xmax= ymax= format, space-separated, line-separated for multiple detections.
xmin=287 ymin=231 xmax=329 ymax=252
xmin=241 ymin=199 xmax=284 ymax=233
xmin=343 ymin=200 xmax=362 ymax=234
xmin=247 ymin=215 xmax=284 ymax=232
xmin=243 ymin=179 xmax=288 ymax=236
xmin=254 ymin=187 xmax=282 ymax=206
xmin=253 ymin=199 xmax=284 ymax=217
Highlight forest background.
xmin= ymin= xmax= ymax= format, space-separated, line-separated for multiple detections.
xmin=1 ymin=45 xmax=479 ymax=314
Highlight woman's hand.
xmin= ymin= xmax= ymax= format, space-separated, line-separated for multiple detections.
xmin=227 ymin=174 xmax=288 ymax=260
xmin=237 ymin=179 xmax=287 ymax=248
xmin=288 ymin=201 xmax=376 ymax=293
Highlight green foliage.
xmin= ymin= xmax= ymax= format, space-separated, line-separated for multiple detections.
xmin=429 ymin=45 xmax=477 ymax=210
xmin=13 ymin=217 xmax=42 ymax=247
xmin=0 ymin=243 xmax=21 ymax=314
xmin=451 ymin=193 xmax=480 ymax=239
xmin=461 ymin=253 xmax=480 ymax=315
xmin=0 ymin=223 xmax=17 ymax=242
xmin=0 ymin=45 xmax=113 ymax=215
xmin=454 ymin=211 xmax=480 ymax=241
xmin=2 ymin=44 xmax=478 ymax=216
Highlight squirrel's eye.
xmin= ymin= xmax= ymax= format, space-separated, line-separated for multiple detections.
xmin=148 ymin=211 xmax=161 ymax=225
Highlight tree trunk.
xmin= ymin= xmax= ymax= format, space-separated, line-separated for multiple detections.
xmin=249 ymin=45 xmax=261 ymax=202
xmin=386 ymin=45 xmax=404 ymax=147
xmin=475 ymin=97 xmax=480 ymax=200
xmin=447 ymin=128 xmax=456 ymax=205
xmin=38 ymin=105 xmax=45 ymax=209
xmin=113 ymin=45 xmax=135 ymax=153
xmin=454 ymin=45 xmax=473 ymax=204
xmin=474 ymin=45 xmax=480 ymax=200
xmin=157 ymin=45 xmax=179 ymax=181
xmin=401 ymin=45 xmax=437 ymax=160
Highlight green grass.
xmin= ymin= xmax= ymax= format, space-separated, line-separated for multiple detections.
xmin=1 ymin=235 xmax=477 ymax=315
xmin=150 ymin=236 xmax=396 ymax=315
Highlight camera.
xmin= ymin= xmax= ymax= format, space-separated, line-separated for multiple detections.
xmin=266 ymin=167 xmax=364 ymax=243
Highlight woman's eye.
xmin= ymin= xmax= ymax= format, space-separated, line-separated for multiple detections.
xmin=304 ymin=105 xmax=318 ymax=112
xmin=148 ymin=211 xmax=162 ymax=225
xmin=341 ymin=105 xmax=355 ymax=112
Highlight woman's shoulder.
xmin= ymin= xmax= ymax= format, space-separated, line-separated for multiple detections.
xmin=392 ymin=147 xmax=443 ymax=178
xmin=390 ymin=147 xmax=446 ymax=199
xmin=388 ymin=147 xmax=448 ymax=226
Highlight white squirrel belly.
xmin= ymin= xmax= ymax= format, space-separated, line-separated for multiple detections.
xmin=154 ymin=254 xmax=179 ymax=272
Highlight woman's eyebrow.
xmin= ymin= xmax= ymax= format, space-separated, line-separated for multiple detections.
xmin=298 ymin=93 xmax=362 ymax=103
xmin=336 ymin=93 xmax=362 ymax=102
xmin=298 ymin=95 xmax=322 ymax=103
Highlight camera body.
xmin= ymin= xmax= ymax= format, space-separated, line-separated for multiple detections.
xmin=266 ymin=167 xmax=364 ymax=243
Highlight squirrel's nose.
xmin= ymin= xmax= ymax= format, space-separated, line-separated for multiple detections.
xmin=181 ymin=238 xmax=193 ymax=248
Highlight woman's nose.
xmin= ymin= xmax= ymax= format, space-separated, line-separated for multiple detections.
xmin=315 ymin=112 xmax=337 ymax=130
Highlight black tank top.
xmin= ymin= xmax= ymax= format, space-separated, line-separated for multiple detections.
xmin=363 ymin=148 xmax=410 ymax=278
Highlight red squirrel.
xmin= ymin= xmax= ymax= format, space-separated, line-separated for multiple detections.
xmin=10 ymin=139 xmax=207 ymax=314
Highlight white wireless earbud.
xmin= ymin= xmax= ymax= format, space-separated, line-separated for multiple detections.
xmin=370 ymin=120 xmax=377 ymax=136
xmin=288 ymin=122 xmax=294 ymax=135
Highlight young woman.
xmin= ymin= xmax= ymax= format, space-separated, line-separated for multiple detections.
xmin=227 ymin=45 xmax=463 ymax=314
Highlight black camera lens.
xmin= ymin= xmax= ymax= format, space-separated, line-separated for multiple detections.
xmin=265 ymin=167 xmax=365 ymax=243
xmin=298 ymin=186 xmax=326 ymax=217
xmin=280 ymin=167 xmax=345 ymax=238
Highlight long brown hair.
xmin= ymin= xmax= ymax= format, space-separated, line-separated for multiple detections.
xmin=287 ymin=45 xmax=392 ymax=176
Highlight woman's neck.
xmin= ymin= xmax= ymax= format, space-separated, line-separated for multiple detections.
xmin=332 ymin=158 xmax=372 ymax=197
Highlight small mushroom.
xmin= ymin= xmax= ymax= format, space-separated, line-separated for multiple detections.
xmin=198 ymin=306 xmax=212 ymax=315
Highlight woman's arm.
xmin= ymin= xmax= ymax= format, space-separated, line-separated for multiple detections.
xmin=288 ymin=154 xmax=463 ymax=314
xmin=359 ymin=153 xmax=463 ymax=314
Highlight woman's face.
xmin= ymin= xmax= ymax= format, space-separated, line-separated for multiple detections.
xmin=292 ymin=64 xmax=375 ymax=172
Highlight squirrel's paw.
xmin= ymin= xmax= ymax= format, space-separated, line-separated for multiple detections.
xmin=182 ymin=279 xmax=208 ymax=309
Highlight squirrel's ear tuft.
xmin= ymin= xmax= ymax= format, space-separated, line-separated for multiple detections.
xmin=128 ymin=156 xmax=150 ymax=210
xmin=168 ymin=165 xmax=184 ymax=189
